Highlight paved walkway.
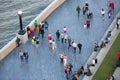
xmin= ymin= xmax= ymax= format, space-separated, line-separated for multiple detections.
xmin=0 ymin=0 xmax=120 ymax=80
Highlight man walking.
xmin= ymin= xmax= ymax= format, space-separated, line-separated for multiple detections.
xmin=86 ymin=19 xmax=90 ymax=29
xmin=76 ymin=5 xmax=81 ymax=18
xmin=68 ymin=36 xmax=71 ymax=49
xmin=41 ymin=28 xmax=44 ymax=39
xmin=23 ymin=51 xmax=29 ymax=63
xmin=72 ymin=41 xmax=77 ymax=53
xmin=61 ymin=32 xmax=64 ymax=44
xmin=77 ymin=42 xmax=82 ymax=54
xmin=56 ymin=30 xmax=60 ymax=41
xmin=19 ymin=50 xmax=23 ymax=61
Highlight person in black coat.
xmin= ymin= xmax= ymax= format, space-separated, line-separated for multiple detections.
xmin=41 ymin=28 xmax=44 ymax=39
xmin=56 ymin=30 xmax=60 ymax=41
xmin=16 ymin=37 xmax=20 ymax=47
xmin=23 ymin=51 xmax=29 ymax=63
xmin=77 ymin=42 xmax=82 ymax=54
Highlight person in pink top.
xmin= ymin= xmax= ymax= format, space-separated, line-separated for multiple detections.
xmin=48 ymin=33 xmax=52 ymax=40
xmin=63 ymin=26 xmax=67 ymax=34
xmin=48 ymin=33 xmax=52 ymax=48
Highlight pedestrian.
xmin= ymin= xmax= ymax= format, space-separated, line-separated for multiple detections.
xmin=84 ymin=23 xmax=87 ymax=29
xmin=90 ymin=58 xmax=97 ymax=66
xmin=82 ymin=6 xmax=86 ymax=15
xmin=28 ymin=28 xmax=34 ymax=38
xmin=118 ymin=51 xmax=120 ymax=60
xmin=27 ymin=27 xmax=30 ymax=35
xmin=104 ymin=37 xmax=110 ymax=44
xmin=101 ymin=8 xmax=105 ymax=20
xmin=106 ymin=31 xmax=111 ymax=38
xmin=63 ymin=55 xmax=68 ymax=67
xmin=48 ymin=34 xmax=52 ymax=48
xmin=34 ymin=20 xmax=39 ymax=28
xmin=19 ymin=50 xmax=23 ymax=61
xmin=52 ymin=40 xmax=56 ymax=50
xmin=49 ymin=39 xmax=53 ymax=49
xmin=41 ymin=28 xmax=44 ymax=39
xmin=64 ymin=34 xmax=68 ymax=43
xmin=110 ymin=1 xmax=114 ymax=12
xmin=101 ymin=8 xmax=105 ymax=16
xmin=68 ymin=36 xmax=71 ymax=49
xmin=44 ymin=21 xmax=48 ymax=30
xmin=107 ymin=0 xmax=111 ymax=9
xmin=72 ymin=41 xmax=77 ymax=53
xmin=108 ymin=9 xmax=112 ymax=18
xmin=59 ymin=53 xmax=64 ymax=63
xmin=108 ymin=75 xmax=114 ymax=80
xmin=36 ymin=25 xmax=40 ymax=36
xmin=61 ymin=32 xmax=64 ymax=44
xmin=31 ymin=36 xmax=36 ymax=46
xmin=16 ymin=37 xmax=20 ymax=47
xmin=40 ymin=21 xmax=45 ymax=29
xmin=23 ymin=51 xmax=29 ymax=62
xmin=84 ymin=64 xmax=92 ymax=76
xmin=76 ymin=5 xmax=81 ymax=18
xmin=100 ymin=41 xmax=106 ymax=48
xmin=116 ymin=17 xmax=120 ymax=29
xmin=56 ymin=30 xmax=60 ymax=41
xmin=67 ymin=63 xmax=73 ymax=73
xmin=65 ymin=67 xmax=70 ymax=79
xmin=87 ymin=10 xmax=91 ymax=19
xmin=78 ymin=66 xmax=84 ymax=75
xmin=89 ymin=11 xmax=93 ymax=19
xmin=35 ymin=36 xmax=39 ymax=48
xmin=94 ymin=43 xmax=99 ymax=52
xmin=85 ymin=2 xmax=89 ymax=12
xmin=86 ymin=19 xmax=90 ymax=29
xmin=48 ymin=33 xmax=52 ymax=40
xmin=72 ymin=72 xmax=79 ymax=80
xmin=63 ymin=26 xmax=67 ymax=34
xmin=77 ymin=42 xmax=82 ymax=54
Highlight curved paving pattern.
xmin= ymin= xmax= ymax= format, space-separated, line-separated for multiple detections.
xmin=0 ymin=0 xmax=120 ymax=80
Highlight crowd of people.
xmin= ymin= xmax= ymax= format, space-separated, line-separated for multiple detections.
xmin=17 ymin=0 xmax=119 ymax=80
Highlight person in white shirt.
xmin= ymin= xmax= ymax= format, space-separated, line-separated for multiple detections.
xmin=101 ymin=8 xmax=105 ymax=20
xmin=52 ymin=40 xmax=56 ymax=50
xmin=63 ymin=55 xmax=68 ymax=67
xmin=64 ymin=34 xmax=68 ymax=43
xmin=101 ymin=8 xmax=105 ymax=17
xmin=72 ymin=41 xmax=77 ymax=53
xmin=19 ymin=50 xmax=23 ymax=61
xmin=61 ymin=32 xmax=64 ymax=44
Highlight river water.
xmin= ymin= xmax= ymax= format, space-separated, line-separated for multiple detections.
xmin=0 ymin=0 xmax=53 ymax=49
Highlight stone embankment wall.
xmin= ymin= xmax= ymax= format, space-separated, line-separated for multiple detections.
xmin=0 ymin=0 xmax=66 ymax=61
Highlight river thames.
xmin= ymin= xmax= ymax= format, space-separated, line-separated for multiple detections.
xmin=0 ymin=0 xmax=53 ymax=49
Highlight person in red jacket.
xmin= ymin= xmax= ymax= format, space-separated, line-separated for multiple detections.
xmin=110 ymin=1 xmax=114 ymax=10
xmin=118 ymin=51 xmax=120 ymax=60
xmin=86 ymin=19 xmax=90 ymax=29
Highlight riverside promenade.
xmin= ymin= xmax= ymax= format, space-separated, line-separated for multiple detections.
xmin=0 ymin=0 xmax=120 ymax=80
